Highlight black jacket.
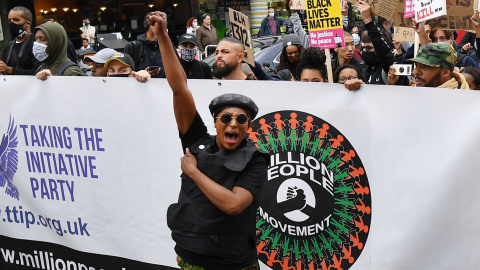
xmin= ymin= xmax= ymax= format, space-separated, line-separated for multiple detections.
xmin=363 ymin=21 xmax=395 ymax=85
xmin=124 ymin=33 xmax=166 ymax=78
xmin=180 ymin=59 xmax=212 ymax=79
xmin=1 ymin=33 xmax=41 ymax=75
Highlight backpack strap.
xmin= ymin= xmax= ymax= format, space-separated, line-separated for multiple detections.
xmin=56 ymin=61 xmax=78 ymax=76
xmin=131 ymin=40 xmax=143 ymax=71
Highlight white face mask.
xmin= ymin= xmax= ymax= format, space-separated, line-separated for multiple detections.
xmin=33 ymin=42 xmax=49 ymax=62
xmin=193 ymin=22 xmax=198 ymax=27
xmin=352 ymin=34 xmax=360 ymax=46
xmin=269 ymin=12 xmax=275 ymax=17
xmin=437 ymin=41 xmax=451 ymax=46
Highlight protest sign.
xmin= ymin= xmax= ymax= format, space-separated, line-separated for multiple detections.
xmin=228 ymin=8 xmax=255 ymax=66
xmin=404 ymin=0 xmax=414 ymax=18
xmin=394 ymin=26 xmax=416 ymax=42
xmin=290 ymin=0 xmax=307 ymax=10
xmin=346 ymin=0 xmax=400 ymax=20
xmin=394 ymin=0 xmax=475 ymax=31
xmin=306 ymin=0 xmax=344 ymax=49
xmin=414 ymin=0 xmax=446 ymax=22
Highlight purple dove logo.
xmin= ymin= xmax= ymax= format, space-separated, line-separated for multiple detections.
xmin=0 ymin=117 xmax=19 ymax=200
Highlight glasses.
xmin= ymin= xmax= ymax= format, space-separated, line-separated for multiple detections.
xmin=216 ymin=113 xmax=249 ymax=125
xmin=337 ymin=76 xmax=358 ymax=83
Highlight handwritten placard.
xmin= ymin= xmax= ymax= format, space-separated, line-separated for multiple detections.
xmin=394 ymin=26 xmax=415 ymax=42
xmin=414 ymin=0 xmax=446 ymax=22
xmin=228 ymin=8 xmax=255 ymax=66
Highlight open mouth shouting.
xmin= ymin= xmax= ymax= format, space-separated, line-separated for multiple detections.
xmin=225 ymin=131 xmax=239 ymax=144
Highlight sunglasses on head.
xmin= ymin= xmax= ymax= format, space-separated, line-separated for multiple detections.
xmin=216 ymin=112 xmax=249 ymax=125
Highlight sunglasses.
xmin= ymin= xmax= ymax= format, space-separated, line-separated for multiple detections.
xmin=216 ymin=112 xmax=249 ymax=125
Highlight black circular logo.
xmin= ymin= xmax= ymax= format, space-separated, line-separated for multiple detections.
xmin=248 ymin=110 xmax=371 ymax=270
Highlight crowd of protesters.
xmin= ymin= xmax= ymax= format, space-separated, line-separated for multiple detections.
xmin=1 ymin=3 xmax=480 ymax=90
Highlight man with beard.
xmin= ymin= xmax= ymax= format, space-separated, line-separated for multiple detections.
xmin=407 ymin=43 xmax=469 ymax=89
xmin=0 ymin=6 xmax=41 ymax=75
xmin=212 ymin=37 xmax=248 ymax=80
xmin=356 ymin=0 xmax=394 ymax=85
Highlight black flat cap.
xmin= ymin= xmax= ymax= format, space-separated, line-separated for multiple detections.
xmin=209 ymin=93 xmax=259 ymax=119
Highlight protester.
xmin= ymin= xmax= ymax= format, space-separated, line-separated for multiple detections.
xmin=80 ymin=18 xmax=96 ymax=48
xmin=407 ymin=43 xmax=469 ymax=89
xmin=275 ymin=34 xmax=305 ymax=81
xmin=460 ymin=66 xmax=480 ymax=90
xmin=124 ymin=13 xmax=165 ymax=78
xmin=296 ymin=47 xmax=327 ymax=82
xmin=347 ymin=23 xmax=362 ymax=60
xmin=259 ymin=7 xmax=287 ymax=36
xmin=80 ymin=38 xmax=94 ymax=50
xmin=241 ymin=63 xmax=258 ymax=80
xmin=0 ymin=6 xmax=40 ymax=75
xmin=196 ymin=13 xmax=219 ymax=57
xmin=332 ymin=31 xmax=364 ymax=71
xmin=333 ymin=64 xmax=364 ymax=84
xmin=177 ymin=34 xmax=212 ymax=79
xmin=84 ymin=48 xmax=117 ymax=77
xmin=105 ymin=52 xmax=151 ymax=83
xmin=34 ymin=22 xmax=85 ymax=80
xmin=356 ymin=0 xmax=395 ymax=85
xmin=286 ymin=10 xmax=309 ymax=48
xmin=212 ymin=37 xmax=249 ymax=80
xmin=186 ymin=17 xmax=200 ymax=36
xmin=42 ymin=18 xmax=77 ymax=63
xmin=148 ymin=11 xmax=269 ymax=270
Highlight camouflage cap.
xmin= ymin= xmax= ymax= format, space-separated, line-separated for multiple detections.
xmin=407 ymin=43 xmax=457 ymax=71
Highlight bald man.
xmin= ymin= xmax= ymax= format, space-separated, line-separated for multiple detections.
xmin=212 ymin=37 xmax=248 ymax=80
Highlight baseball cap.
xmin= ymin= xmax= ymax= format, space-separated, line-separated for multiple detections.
xmin=85 ymin=48 xmax=117 ymax=64
xmin=209 ymin=93 xmax=259 ymax=119
xmin=179 ymin=34 xmax=198 ymax=46
xmin=407 ymin=43 xmax=457 ymax=71
xmin=283 ymin=34 xmax=302 ymax=48
xmin=104 ymin=52 xmax=135 ymax=70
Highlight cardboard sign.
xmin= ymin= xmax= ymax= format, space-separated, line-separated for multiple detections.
xmin=414 ymin=0 xmax=447 ymax=22
xmin=394 ymin=0 xmax=475 ymax=31
xmin=346 ymin=0 xmax=400 ymax=20
xmin=404 ymin=0 xmax=414 ymax=18
xmin=307 ymin=0 xmax=345 ymax=49
xmin=394 ymin=26 xmax=416 ymax=42
xmin=290 ymin=0 xmax=307 ymax=10
xmin=228 ymin=8 xmax=255 ymax=66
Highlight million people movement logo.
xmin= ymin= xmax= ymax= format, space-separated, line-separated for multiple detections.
xmin=248 ymin=110 xmax=371 ymax=270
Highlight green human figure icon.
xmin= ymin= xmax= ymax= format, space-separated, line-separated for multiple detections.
xmin=288 ymin=129 xmax=298 ymax=151
xmin=299 ymin=131 xmax=310 ymax=153
xmin=309 ymin=137 xmax=322 ymax=155
xmin=277 ymin=130 xmax=288 ymax=151
xmin=256 ymin=138 xmax=270 ymax=153
xmin=267 ymin=133 xmax=279 ymax=153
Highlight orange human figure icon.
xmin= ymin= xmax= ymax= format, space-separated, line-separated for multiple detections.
xmin=355 ymin=182 xmax=370 ymax=195
xmin=330 ymin=135 xmax=344 ymax=148
xmin=316 ymin=123 xmax=330 ymax=138
xmin=350 ymin=232 xmax=364 ymax=249
xmin=341 ymin=149 xmax=356 ymax=162
xmin=247 ymin=127 xmax=259 ymax=142
xmin=303 ymin=115 xmax=314 ymax=132
xmin=356 ymin=198 xmax=371 ymax=214
xmin=274 ymin=113 xmax=285 ymax=130
xmin=289 ymin=112 xmax=298 ymax=129
xmin=355 ymin=216 xmax=369 ymax=233
xmin=259 ymin=118 xmax=271 ymax=135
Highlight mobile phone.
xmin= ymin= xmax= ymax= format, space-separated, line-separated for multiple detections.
xmin=149 ymin=66 xmax=159 ymax=70
xmin=393 ymin=64 xmax=412 ymax=76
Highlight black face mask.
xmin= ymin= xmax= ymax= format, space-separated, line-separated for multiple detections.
xmin=362 ymin=51 xmax=380 ymax=66
xmin=9 ymin=21 xmax=27 ymax=38
xmin=109 ymin=73 xmax=131 ymax=77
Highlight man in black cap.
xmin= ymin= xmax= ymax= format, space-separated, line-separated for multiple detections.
xmin=213 ymin=37 xmax=250 ymax=80
xmin=178 ymin=34 xmax=212 ymax=79
xmin=148 ymin=11 xmax=269 ymax=270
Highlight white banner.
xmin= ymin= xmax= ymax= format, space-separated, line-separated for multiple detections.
xmin=0 ymin=76 xmax=479 ymax=270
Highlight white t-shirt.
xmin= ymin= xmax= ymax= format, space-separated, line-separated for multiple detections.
xmin=80 ymin=25 xmax=96 ymax=45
